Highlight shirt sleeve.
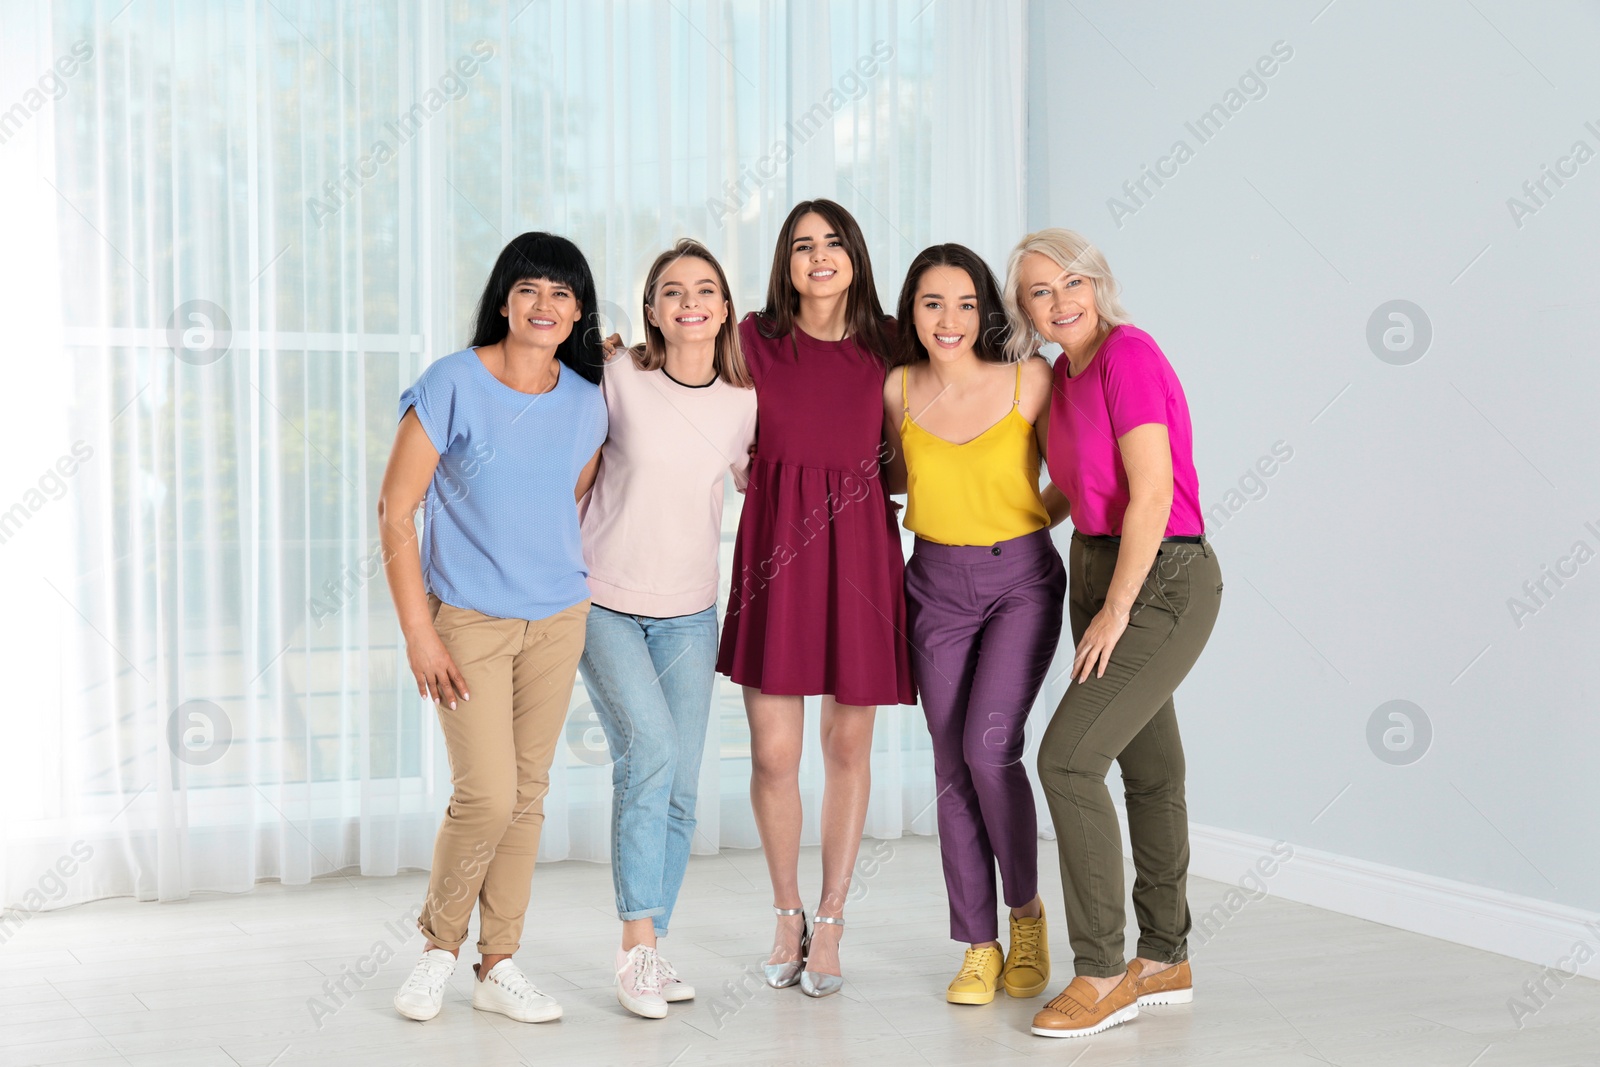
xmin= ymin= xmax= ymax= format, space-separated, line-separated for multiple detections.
xmin=1101 ymin=334 xmax=1170 ymax=438
xmin=398 ymin=357 xmax=461 ymax=455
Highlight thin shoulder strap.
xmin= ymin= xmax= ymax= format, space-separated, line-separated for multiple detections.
xmin=900 ymin=365 xmax=910 ymax=417
xmin=1013 ymin=359 xmax=1022 ymax=406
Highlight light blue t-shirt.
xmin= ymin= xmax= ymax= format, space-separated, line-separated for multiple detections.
xmin=399 ymin=348 xmax=607 ymax=621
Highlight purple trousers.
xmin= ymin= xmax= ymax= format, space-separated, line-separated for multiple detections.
xmin=905 ymin=528 xmax=1067 ymax=944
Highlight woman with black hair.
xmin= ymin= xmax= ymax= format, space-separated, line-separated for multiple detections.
xmin=379 ymin=232 xmax=608 ymax=1025
xmin=880 ymin=244 xmax=1064 ymax=1007
xmin=717 ymin=199 xmax=916 ymax=998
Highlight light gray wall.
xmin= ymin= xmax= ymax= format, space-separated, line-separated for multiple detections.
xmin=1027 ymin=0 xmax=1600 ymax=913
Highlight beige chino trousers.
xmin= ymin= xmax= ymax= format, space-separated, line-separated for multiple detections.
xmin=416 ymin=595 xmax=589 ymax=955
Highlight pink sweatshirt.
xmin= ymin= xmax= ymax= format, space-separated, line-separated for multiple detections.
xmin=580 ymin=352 xmax=758 ymax=617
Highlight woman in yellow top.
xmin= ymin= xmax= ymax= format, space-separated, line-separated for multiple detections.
xmin=881 ymin=243 xmax=1068 ymax=1007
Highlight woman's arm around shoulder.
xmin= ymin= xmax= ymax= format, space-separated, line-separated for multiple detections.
xmin=574 ymin=372 xmax=609 ymax=502
xmin=1022 ymin=355 xmax=1071 ymax=528
xmin=1018 ymin=354 xmax=1053 ymax=427
xmin=880 ymin=364 xmax=909 ymax=497
xmin=1022 ymin=353 xmax=1055 ymax=477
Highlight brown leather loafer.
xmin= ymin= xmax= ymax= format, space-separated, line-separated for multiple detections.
xmin=1030 ymin=971 xmax=1139 ymax=1038
xmin=1131 ymin=958 xmax=1193 ymax=1005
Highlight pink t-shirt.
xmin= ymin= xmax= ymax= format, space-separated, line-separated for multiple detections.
xmin=580 ymin=352 xmax=758 ymax=617
xmin=1046 ymin=325 xmax=1203 ymax=538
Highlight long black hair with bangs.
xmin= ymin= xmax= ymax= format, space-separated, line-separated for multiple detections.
xmin=468 ymin=231 xmax=607 ymax=385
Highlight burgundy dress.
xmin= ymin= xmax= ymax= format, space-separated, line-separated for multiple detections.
xmin=716 ymin=314 xmax=917 ymax=707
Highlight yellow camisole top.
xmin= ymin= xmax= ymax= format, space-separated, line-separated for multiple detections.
xmin=900 ymin=361 xmax=1051 ymax=547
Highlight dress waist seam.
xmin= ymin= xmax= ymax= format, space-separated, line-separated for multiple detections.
xmin=751 ymin=455 xmax=883 ymax=477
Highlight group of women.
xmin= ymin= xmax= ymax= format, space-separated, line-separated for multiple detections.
xmin=376 ymin=199 xmax=1222 ymax=1040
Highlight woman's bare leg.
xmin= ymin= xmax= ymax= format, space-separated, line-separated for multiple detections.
xmin=806 ymin=696 xmax=877 ymax=977
xmin=745 ymin=686 xmax=807 ymax=964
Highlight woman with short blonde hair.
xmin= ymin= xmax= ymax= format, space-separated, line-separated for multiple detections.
xmin=1002 ymin=228 xmax=1131 ymax=362
xmin=1003 ymin=228 xmax=1223 ymax=1041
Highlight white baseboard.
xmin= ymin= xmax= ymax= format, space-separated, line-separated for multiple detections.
xmin=1185 ymin=822 xmax=1600 ymax=980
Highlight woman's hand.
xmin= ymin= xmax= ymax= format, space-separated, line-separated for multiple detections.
xmin=405 ymin=625 xmax=470 ymax=709
xmin=601 ymin=332 xmax=626 ymax=360
xmin=1071 ymin=422 xmax=1175 ymax=683
xmin=1071 ymin=602 xmax=1130 ymax=683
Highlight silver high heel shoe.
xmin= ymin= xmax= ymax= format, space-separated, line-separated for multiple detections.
xmin=799 ymin=914 xmax=844 ymax=998
xmin=761 ymin=906 xmax=809 ymax=989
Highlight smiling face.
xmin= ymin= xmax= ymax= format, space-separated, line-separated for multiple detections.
xmin=787 ymin=211 xmax=854 ymax=301
xmin=646 ymin=255 xmax=729 ymax=347
xmin=501 ymin=276 xmax=581 ymax=348
xmin=911 ymin=265 xmax=981 ymax=363
xmin=1019 ymin=251 xmax=1100 ymax=351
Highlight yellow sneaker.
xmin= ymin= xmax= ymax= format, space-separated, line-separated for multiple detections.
xmin=946 ymin=945 xmax=1003 ymax=1005
xmin=1000 ymin=912 xmax=1050 ymax=998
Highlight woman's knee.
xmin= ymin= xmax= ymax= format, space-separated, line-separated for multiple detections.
xmin=819 ymin=724 xmax=872 ymax=773
xmin=1034 ymin=721 xmax=1069 ymax=782
xmin=450 ymin=779 xmax=520 ymax=834
xmin=666 ymin=801 xmax=699 ymax=835
xmin=617 ymin=739 xmax=673 ymax=790
xmin=1122 ymin=768 xmax=1184 ymax=800
xmin=750 ymin=739 xmax=801 ymax=784
xmin=965 ymin=722 xmax=1028 ymax=776
xmin=1036 ymin=740 xmax=1107 ymax=788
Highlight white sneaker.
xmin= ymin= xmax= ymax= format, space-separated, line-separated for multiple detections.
xmin=394 ymin=948 xmax=457 ymax=1021
xmin=472 ymin=959 xmax=562 ymax=1023
xmin=615 ymin=945 xmax=668 ymax=1019
xmin=656 ymin=953 xmax=694 ymax=1003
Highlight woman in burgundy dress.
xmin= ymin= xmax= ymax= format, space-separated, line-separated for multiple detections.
xmin=717 ymin=199 xmax=915 ymax=998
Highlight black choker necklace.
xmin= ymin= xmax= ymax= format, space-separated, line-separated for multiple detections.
xmin=662 ymin=367 xmax=715 ymax=388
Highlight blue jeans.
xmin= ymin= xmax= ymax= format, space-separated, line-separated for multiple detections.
xmin=577 ymin=603 xmax=719 ymax=935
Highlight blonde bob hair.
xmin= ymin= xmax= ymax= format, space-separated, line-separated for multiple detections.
xmin=633 ymin=238 xmax=753 ymax=388
xmin=1001 ymin=228 xmax=1132 ymax=362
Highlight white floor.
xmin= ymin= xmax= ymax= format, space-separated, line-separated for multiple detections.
xmin=2 ymin=834 xmax=1597 ymax=1067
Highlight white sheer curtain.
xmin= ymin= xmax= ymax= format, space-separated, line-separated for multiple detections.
xmin=1 ymin=0 xmax=1028 ymax=909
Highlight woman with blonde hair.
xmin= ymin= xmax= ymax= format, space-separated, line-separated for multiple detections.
xmin=1003 ymin=229 xmax=1223 ymax=1040
xmin=580 ymin=239 xmax=757 ymax=1018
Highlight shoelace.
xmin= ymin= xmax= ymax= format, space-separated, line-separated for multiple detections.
xmin=402 ymin=957 xmax=453 ymax=997
xmin=489 ymin=962 xmax=543 ymax=1001
xmin=624 ymin=946 xmax=664 ymax=995
xmin=955 ymin=947 xmax=1001 ymax=982
xmin=655 ymin=954 xmax=680 ymax=986
xmin=1009 ymin=921 xmax=1042 ymax=965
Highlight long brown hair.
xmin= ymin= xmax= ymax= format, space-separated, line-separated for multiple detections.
xmin=893 ymin=244 xmax=1012 ymax=366
xmin=633 ymin=239 xmax=753 ymax=388
xmin=756 ymin=198 xmax=891 ymax=365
